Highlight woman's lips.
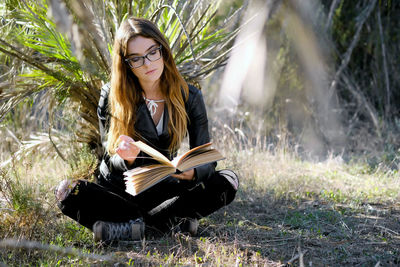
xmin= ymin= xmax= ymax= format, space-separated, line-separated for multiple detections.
xmin=145 ymin=69 xmax=156 ymax=75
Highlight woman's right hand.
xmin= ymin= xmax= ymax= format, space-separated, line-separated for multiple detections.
xmin=116 ymin=135 xmax=140 ymax=165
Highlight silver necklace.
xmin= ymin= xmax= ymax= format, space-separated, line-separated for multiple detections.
xmin=143 ymin=96 xmax=165 ymax=117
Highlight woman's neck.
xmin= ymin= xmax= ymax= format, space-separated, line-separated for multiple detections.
xmin=140 ymin=80 xmax=163 ymax=100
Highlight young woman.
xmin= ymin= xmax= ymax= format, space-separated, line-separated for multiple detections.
xmin=55 ymin=17 xmax=238 ymax=242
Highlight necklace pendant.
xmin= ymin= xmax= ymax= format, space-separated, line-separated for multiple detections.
xmin=144 ymin=96 xmax=165 ymax=117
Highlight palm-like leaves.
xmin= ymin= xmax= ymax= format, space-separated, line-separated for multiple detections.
xmin=0 ymin=0 xmax=242 ymax=158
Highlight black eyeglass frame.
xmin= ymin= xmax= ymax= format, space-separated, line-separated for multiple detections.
xmin=124 ymin=45 xmax=163 ymax=69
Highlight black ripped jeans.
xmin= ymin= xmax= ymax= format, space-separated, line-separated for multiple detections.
xmin=57 ymin=170 xmax=238 ymax=233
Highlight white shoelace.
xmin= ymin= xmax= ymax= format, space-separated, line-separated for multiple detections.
xmin=144 ymin=96 xmax=165 ymax=117
xmin=104 ymin=219 xmax=144 ymax=241
xmin=107 ymin=221 xmax=132 ymax=240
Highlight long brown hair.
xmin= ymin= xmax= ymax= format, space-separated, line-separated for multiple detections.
xmin=106 ymin=17 xmax=189 ymax=154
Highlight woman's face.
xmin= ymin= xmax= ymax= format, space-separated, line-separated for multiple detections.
xmin=126 ymin=36 xmax=164 ymax=87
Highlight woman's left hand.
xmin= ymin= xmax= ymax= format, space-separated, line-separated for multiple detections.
xmin=171 ymin=169 xmax=195 ymax=181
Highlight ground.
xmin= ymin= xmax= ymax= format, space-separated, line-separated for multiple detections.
xmin=1 ymin=151 xmax=400 ymax=266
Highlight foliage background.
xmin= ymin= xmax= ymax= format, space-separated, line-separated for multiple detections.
xmin=1 ymin=0 xmax=399 ymax=164
xmin=0 ymin=0 xmax=241 ymax=160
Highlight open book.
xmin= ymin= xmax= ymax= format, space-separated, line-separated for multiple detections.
xmin=123 ymin=141 xmax=224 ymax=196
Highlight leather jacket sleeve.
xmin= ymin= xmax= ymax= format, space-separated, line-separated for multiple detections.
xmin=97 ymin=83 xmax=131 ymax=190
xmin=97 ymin=83 xmax=109 ymax=149
xmin=186 ymin=85 xmax=216 ymax=182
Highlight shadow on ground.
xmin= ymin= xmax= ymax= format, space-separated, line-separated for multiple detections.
xmin=94 ymin=187 xmax=400 ymax=266
xmin=202 ymin=189 xmax=400 ymax=266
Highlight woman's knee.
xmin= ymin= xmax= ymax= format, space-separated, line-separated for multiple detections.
xmin=55 ymin=179 xmax=78 ymax=202
xmin=212 ymin=169 xmax=239 ymax=206
xmin=218 ymin=169 xmax=239 ymax=192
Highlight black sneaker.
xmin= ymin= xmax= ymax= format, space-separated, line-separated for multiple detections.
xmin=93 ymin=218 xmax=144 ymax=242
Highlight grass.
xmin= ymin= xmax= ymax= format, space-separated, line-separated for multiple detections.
xmin=1 ymin=145 xmax=400 ymax=266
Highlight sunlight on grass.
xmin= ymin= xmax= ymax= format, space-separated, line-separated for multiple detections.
xmin=221 ymin=149 xmax=400 ymax=205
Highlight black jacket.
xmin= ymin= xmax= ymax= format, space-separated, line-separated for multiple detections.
xmin=97 ymin=83 xmax=216 ymax=192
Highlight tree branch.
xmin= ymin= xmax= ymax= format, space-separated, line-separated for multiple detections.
xmin=286 ymin=248 xmax=308 ymax=266
xmin=325 ymin=0 xmax=340 ymax=32
xmin=376 ymin=5 xmax=390 ymax=118
xmin=341 ymin=72 xmax=381 ymax=137
xmin=329 ymin=0 xmax=377 ymax=94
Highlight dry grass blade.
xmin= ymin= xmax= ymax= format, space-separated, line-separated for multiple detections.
xmin=0 ymin=83 xmax=38 ymax=120
xmin=0 ymin=130 xmax=70 ymax=168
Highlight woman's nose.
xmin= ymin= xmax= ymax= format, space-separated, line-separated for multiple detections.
xmin=143 ymin=57 xmax=151 ymax=66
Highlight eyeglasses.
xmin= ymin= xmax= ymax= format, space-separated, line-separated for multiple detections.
xmin=125 ymin=45 xmax=162 ymax=68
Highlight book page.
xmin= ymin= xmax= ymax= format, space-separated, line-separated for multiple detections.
xmin=171 ymin=142 xmax=212 ymax=166
xmin=124 ymin=164 xmax=176 ymax=195
xmin=131 ymin=141 xmax=174 ymax=167
xmin=176 ymin=148 xmax=225 ymax=172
